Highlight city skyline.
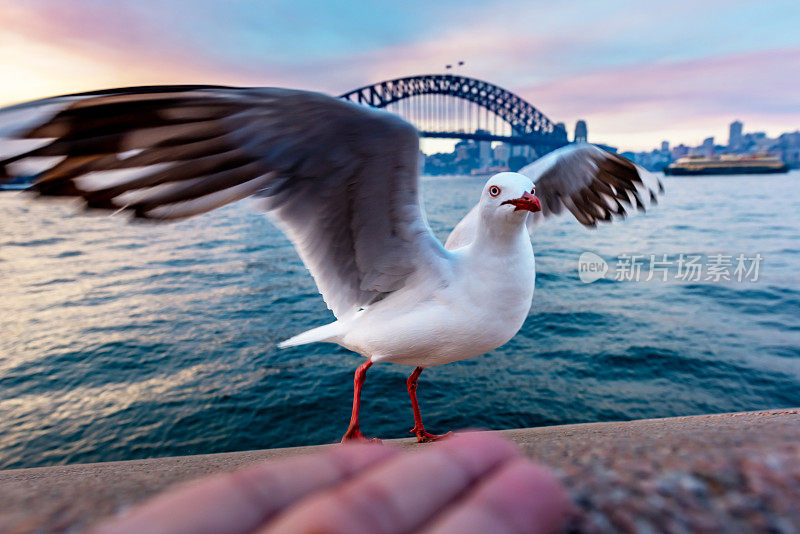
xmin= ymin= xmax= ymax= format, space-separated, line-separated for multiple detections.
xmin=1 ymin=0 xmax=799 ymax=151
xmin=422 ymin=119 xmax=800 ymax=159
xmin=422 ymin=118 xmax=800 ymax=175
xmin=620 ymin=118 xmax=800 ymax=172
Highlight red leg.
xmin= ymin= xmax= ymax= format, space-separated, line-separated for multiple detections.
xmin=407 ymin=367 xmax=452 ymax=443
xmin=341 ymin=359 xmax=380 ymax=443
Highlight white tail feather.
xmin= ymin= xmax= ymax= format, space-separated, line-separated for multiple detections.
xmin=278 ymin=321 xmax=342 ymax=349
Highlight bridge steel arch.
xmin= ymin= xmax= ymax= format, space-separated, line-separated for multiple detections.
xmin=339 ymin=74 xmax=568 ymax=148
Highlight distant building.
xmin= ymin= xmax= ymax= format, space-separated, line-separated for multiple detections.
xmin=743 ymin=132 xmax=772 ymax=154
xmin=554 ymin=122 xmax=568 ymax=141
xmin=672 ymin=144 xmax=690 ymax=159
xmin=702 ymin=137 xmax=715 ymax=157
xmin=455 ymin=140 xmax=474 ymax=162
xmin=777 ymin=131 xmax=800 ymax=168
xmin=508 ymin=145 xmax=536 ymax=171
xmin=622 ymin=147 xmax=670 ymax=172
xmin=493 ymin=143 xmax=510 ymax=167
xmin=574 ymin=120 xmax=588 ymax=143
xmin=619 ymin=122 xmax=798 ymax=172
xmin=475 ymin=129 xmax=492 ymax=167
xmin=729 ymin=120 xmax=743 ymax=149
xmin=512 ymin=145 xmax=532 ymax=158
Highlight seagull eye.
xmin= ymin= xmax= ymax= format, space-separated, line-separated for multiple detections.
xmin=489 ymin=186 xmax=501 ymax=197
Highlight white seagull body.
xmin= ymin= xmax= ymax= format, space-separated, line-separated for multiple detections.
xmin=0 ymin=85 xmax=662 ymax=442
xmin=280 ymin=172 xmax=537 ymax=369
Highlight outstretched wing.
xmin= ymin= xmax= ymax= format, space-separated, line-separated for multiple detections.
xmin=444 ymin=143 xmax=663 ymax=250
xmin=520 ymin=143 xmax=663 ymax=228
xmin=0 ymin=85 xmax=450 ymax=319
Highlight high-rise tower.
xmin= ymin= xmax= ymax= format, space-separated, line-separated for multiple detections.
xmin=729 ymin=120 xmax=743 ymax=149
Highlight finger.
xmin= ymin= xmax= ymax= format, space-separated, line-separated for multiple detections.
xmin=262 ymin=431 xmax=521 ymax=534
xmin=92 ymin=442 xmax=398 ymax=534
xmin=423 ymin=458 xmax=570 ymax=534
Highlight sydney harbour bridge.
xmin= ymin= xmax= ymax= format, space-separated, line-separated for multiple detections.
xmin=339 ymin=74 xmax=571 ymax=159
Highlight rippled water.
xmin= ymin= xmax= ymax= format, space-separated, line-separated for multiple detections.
xmin=1 ymin=171 xmax=799 ymax=469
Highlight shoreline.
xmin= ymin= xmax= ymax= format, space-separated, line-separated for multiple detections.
xmin=1 ymin=408 xmax=798 ymax=532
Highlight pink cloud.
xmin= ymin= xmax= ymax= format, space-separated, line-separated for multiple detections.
xmin=1 ymin=1 xmax=797 ymax=151
xmin=517 ymin=48 xmax=800 ymax=149
xmin=0 ymin=1 xmax=297 ymax=89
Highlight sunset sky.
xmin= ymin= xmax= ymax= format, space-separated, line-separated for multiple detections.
xmin=1 ymin=0 xmax=798 ymax=151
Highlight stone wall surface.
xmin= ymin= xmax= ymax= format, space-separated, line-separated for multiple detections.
xmin=1 ymin=408 xmax=798 ymax=533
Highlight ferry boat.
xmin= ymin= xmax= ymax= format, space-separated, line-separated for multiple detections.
xmin=664 ymin=154 xmax=789 ymax=175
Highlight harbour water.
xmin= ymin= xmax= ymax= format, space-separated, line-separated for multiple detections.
xmin=1 ymin=171 xmax=799 ymax=469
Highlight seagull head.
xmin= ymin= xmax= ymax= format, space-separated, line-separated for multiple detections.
xmin=479 ymin=172 xmax=541 ymax=228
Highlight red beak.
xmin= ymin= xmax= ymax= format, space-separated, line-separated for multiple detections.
xmin=501 ymin=191 xmax=542 ymax=213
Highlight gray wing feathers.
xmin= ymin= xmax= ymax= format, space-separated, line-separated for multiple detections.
xmin=0 ymin=85 xmax=448 ymax=318
xmin=519 ymin=143 xmax=663 ymax=228
xmin=256 ymin=124 xmax=447 ymax=317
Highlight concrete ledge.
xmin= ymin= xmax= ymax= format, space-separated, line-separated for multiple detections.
xmin=1 ymin=408 xmax=799 ymax=533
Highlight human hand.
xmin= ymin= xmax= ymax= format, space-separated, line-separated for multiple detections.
xmin=92 ymin=432 xmax=569 ymax=534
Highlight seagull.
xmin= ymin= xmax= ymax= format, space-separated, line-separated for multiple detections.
xmin=0 ymin=85 xmax=662 ymax=442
